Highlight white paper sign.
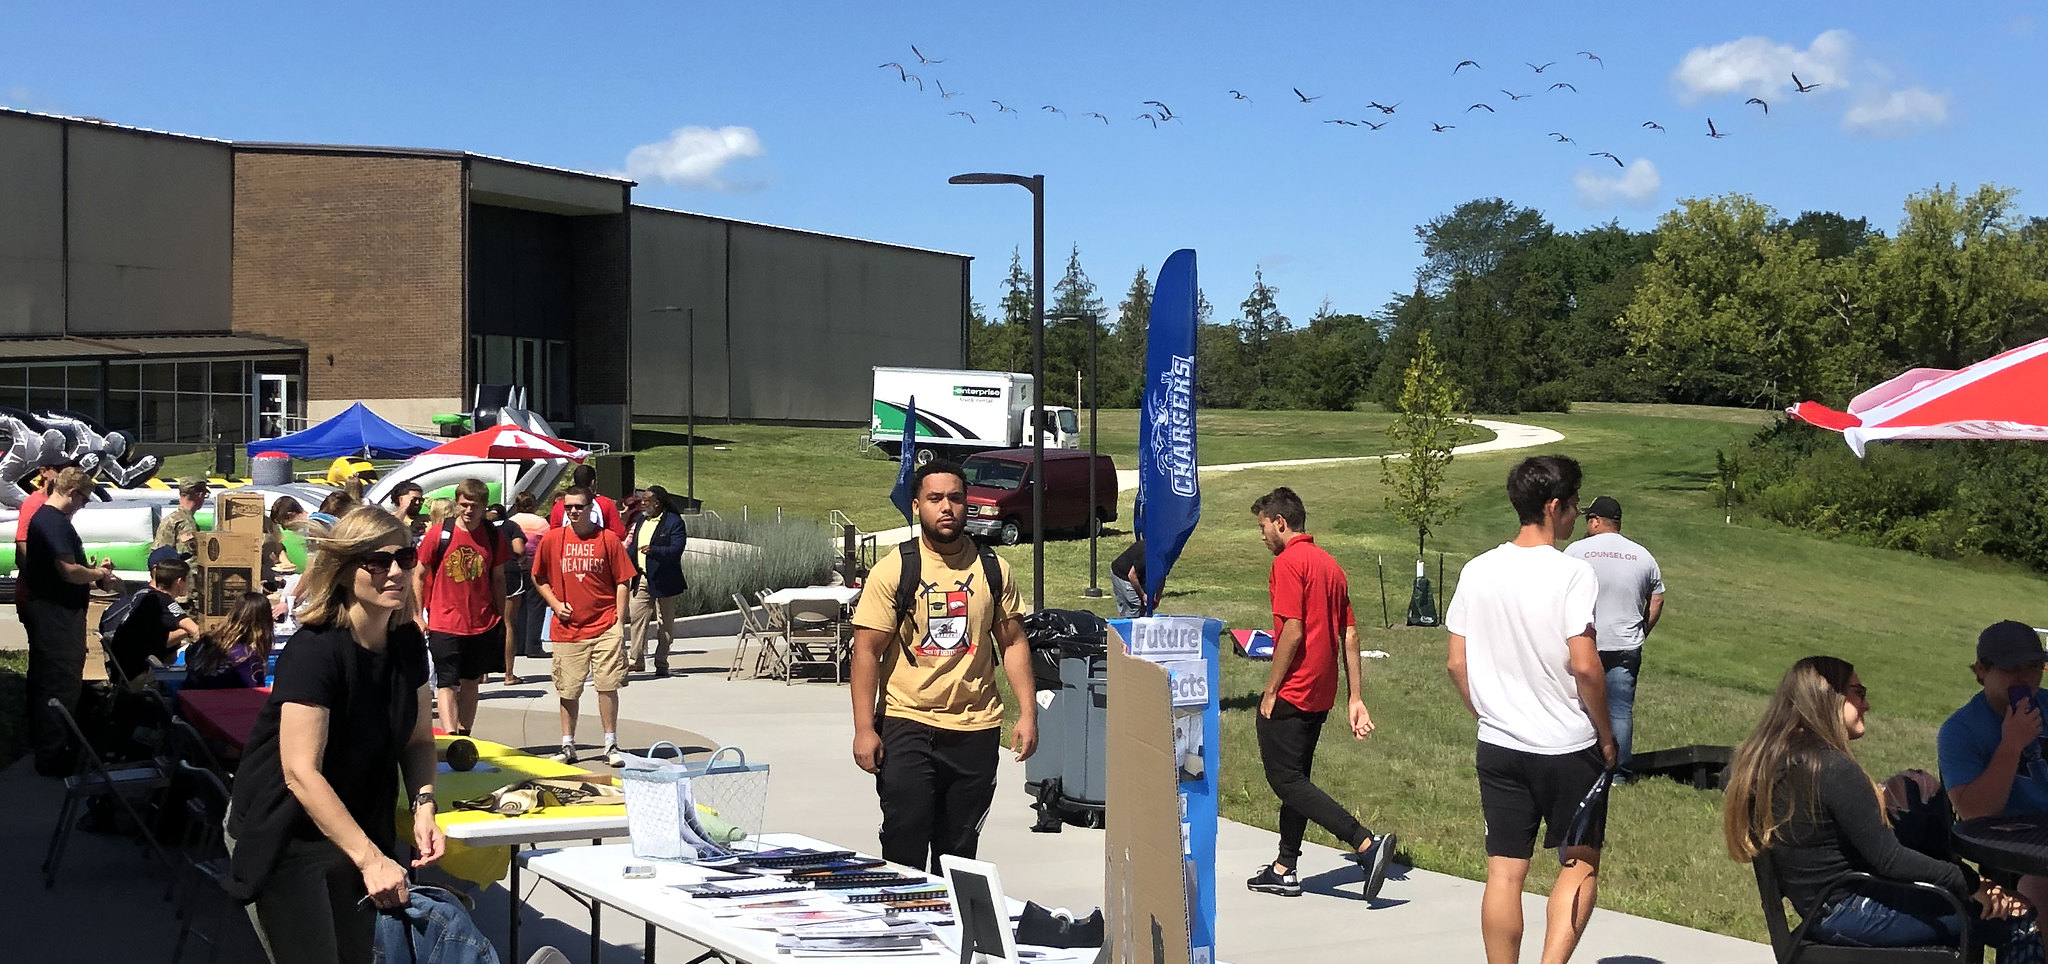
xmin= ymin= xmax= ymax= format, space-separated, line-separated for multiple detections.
xmin=1126 ymin=616 xmax=1204 ymax=662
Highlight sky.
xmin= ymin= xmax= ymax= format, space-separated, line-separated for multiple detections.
xmin=6 ymin=1 xmax=2045 ymax=327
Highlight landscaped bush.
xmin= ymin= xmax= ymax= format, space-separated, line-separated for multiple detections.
xmin=671 ymin=515 xmax=835 ymax=617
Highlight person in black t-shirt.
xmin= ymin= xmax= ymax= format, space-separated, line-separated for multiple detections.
xmin=1109 ymin=537 xmax=1152 ymax=618
xmin=20 ymin=467 xmax=119 ymax=775
xmin=224 ymin=507 xmax=442 ymax=964
xmin=108 ymin=558 xmax=201 ymax=685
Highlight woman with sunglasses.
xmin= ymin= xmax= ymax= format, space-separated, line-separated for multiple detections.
xmin=1725 ymin=656 xmax=2044 ymax=960
xmin=223 ymin=507 xmax=444 ymax=964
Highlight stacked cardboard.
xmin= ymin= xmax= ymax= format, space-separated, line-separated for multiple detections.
xmin=191 ymin=493 xmax=267 ymax=631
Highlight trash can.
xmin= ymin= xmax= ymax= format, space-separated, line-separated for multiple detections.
xmin=250 ymin=451 xmax=292 ymax=486
xmin=1022 ymin=609 xmax=1111 ymax=831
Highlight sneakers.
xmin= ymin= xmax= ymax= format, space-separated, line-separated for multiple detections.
xmin=1348 ymin=832 xmax=1399 ymax=900
xmin=1246 ymin=863 xmax=1302 ymax=897
xmin=603 ymin=743 xmax=627 ymax=767
xmin=551 ymin=745 xmax=578 ymax=764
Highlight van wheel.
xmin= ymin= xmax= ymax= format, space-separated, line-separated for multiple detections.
xmin=1094 ymin=509 xmax=1111 ymax=537
xmin=999 ymin=519 xmax=1023 ymax=546
xmin=914 ymin=448 xmax=936 ymax=467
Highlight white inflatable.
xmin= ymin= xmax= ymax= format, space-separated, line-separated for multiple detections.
xmin=363 ymin=408 xmax=575 ymax=507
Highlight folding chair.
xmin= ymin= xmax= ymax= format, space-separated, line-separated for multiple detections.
xmin=782 ymin=598 xmax=844 ymax=685
xmin=166 ymin=717 xmax=232 ymax=789
xmin=41 ymin=697 xmax=174 ymax=889
xmin=169 ymin=761 xmax=236 ymax=964
xmin=730 ymin=593 xmax=786 ymax=681
xmin=756 ymin=590 xmax=796 ymax=679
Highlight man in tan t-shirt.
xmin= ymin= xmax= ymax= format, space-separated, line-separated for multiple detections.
xmin=850 ymin=459 xmax=1038 ymax=873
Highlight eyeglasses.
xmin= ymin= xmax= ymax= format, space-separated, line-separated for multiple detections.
xmin=357 ymin=547 xmax=419 ymax=573
xmin=563 ymin=504 xmax=591 ymax=513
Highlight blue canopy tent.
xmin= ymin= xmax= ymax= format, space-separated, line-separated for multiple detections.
xmin=246 ymin=402 xmax=439 ymax=459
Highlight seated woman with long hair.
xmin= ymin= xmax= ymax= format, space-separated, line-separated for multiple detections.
xmin=184 ymin=592 xmax=273 ymax=690
xmin=1725 ymin=655 xmax=2043 ymax=959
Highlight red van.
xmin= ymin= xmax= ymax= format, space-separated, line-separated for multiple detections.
xmin=960 ymin=449 xmax=1119 ymax=545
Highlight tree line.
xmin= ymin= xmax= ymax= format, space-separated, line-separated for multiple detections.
xmin=968 ymin=183 xmax=2048 ymax=416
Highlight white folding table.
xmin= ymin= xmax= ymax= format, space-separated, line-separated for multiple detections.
xmin=758 ymin=586 xmax=863 ymax=607
xmin=445 ymin=812 xmax=633 ymax=963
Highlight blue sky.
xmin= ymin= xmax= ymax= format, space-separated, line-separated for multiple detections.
xmin=6 ymin=1 xmax=2044 ymax=326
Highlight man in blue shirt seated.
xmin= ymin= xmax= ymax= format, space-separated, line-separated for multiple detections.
xmin=1939 ymin=620 xmax=2048 ymax=905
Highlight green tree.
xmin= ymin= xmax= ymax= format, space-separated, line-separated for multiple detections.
xmin=1101 ymin=266 xmax=1152 ymax=407
xmin=1380 ymin=331 xmax=1470 ymax=558
xmin=1236 ymin=266 xmax=1290 ymax=408
xmin=1415 ymin=198 xmax=1553 ymax=293
xmin=1867 ymin=183 xmax=2048 ymax=370
xmin=1283 ymin=300 xmax=1379 ymax=410
xmin=978 ymin=247 xmax=1032 ymax=373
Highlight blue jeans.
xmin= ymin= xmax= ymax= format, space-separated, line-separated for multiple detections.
xmin=1599 ymin=649 xmax=1640 ymax=772
xmin=1814 ymin=887 xmax=2043 ymax=962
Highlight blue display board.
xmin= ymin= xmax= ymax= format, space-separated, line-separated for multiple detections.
xmin=1112 ymin=615 xmax=1221 ymax=964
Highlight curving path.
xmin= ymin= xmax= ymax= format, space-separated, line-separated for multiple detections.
xmin=1110 ymin=417 xmax=1565 ymax=492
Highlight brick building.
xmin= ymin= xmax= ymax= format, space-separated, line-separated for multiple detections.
xmin=0 ymin=108 xmax=969 ymax=451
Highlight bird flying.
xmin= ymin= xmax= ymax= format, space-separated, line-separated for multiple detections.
xmin=949 ymin=111 xmax=975 ymax=124
xmin=1454 ymin=60 xmax=1482 ymax=73
xmin=1549 ymin=82 xmax=1577 ymax=92
xmin=1293 ymin=87 xmax=1320 ymax=103
xmin=1324 ymin=119 xmax=1358 ymax=126
xmin=1368 ymin=100 xmax=1400 ymax=114
xmin=1042 ymin=105 xmax=1064 ymax=117
xmin=1745 ymin=97 xmax=1769 ymax=114
xmin=1578 ymin=51 xmax=1603 ymax=67
xmin=1136 ymin=113 xmax=1159 ymax=128
xmin=1501 ymin=90 xmax=1532 ymax=101
xmin=1467 ymin=103 xmax=1495 ymax=113
xmin=904 ymin=73 xmax=922 ymax=91
xmin=1550 ymin=132 xmax=1576 ymax=144
xmin=1144 ymin=100 xmax=1174 ymax=119
xmin=1085 ymin=112 xmax=1109 ymax=124
xmin=1363 ymin=120 xmax=1387 ymax=130
xmin=937 ymin=81 xmax=961 ymax=100
xmin=1229 ymin=90 xmax=1252 ymax=101
xmin=1706 ymin=117 xmax=1726 ymax=138
xmin=878 ymin=62 xmax=906 ymax=82
xmin=1792 ymin=73 xmax=1822 ymax=93
xmin=992 ymin=100 xmax=1017 ymax=114
xmin=1433 ymin=123 xmax=1455 ymax=132
xmin=1642 ymin=121 xmax=1665 ymax=132
xmin=1528 ymin=61 xmax=1555 ymax=72
xmin=1590 ymin=151 xmax=1623 ymax=167
xmin=911 ymin=45 xmax=944 ymax=65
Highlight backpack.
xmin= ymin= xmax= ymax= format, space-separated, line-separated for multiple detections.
xmin=98 ymin=586 xmax=145 ymax=641
xmin=888 ymin=537 xmax=1005 ymax=667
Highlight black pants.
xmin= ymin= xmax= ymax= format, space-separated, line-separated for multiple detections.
xmin=1256 ymin=695 xmax=1370 ymax=867
xmin=875 ymin=716 xmax=1000 ymax=875
xmin=21 ymin=598 xmax=87 ymax=773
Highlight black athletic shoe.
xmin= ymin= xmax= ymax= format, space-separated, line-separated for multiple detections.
xmin=1246 ymin=863 xmax=1302 ymax=897
xmin=1347 ymin=832 xmax=1398 ymax=900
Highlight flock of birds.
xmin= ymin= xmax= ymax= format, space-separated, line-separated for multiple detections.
xmin=877 ymin=46 xmax=1827 ymax=166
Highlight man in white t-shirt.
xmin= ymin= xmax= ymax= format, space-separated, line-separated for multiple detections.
xmin=1446 ymin=455 xmax=1615 ymax=964
xmin=1563 ymin=496 xmax=1664 ymax=779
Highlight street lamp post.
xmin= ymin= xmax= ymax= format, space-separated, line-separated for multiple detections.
xmin=650 ymin=305 xmax=696 ymax=509
xmin=948 ymin=172 xmax=1046 ymax=611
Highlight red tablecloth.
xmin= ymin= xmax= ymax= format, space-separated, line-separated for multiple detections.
xmin=178 ymin=686 xmax=272 ymax=753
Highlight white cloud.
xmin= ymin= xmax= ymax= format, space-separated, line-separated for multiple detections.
xmin=1842 ymin=87 xmax=1950 ymax=137
xmin=622 ymin=125 xmax=766 ymax=192
xmin=1673 ymin=29 xmax=1853 ymax=103
xmin=1575 ymin=159 xmax=1661 ymax=208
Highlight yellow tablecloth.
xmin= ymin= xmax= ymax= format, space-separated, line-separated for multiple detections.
xmin=399 ymin=735 xmax=627 ymax=886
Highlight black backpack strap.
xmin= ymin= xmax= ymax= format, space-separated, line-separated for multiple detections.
xmin=890 ymin=539 xmax=922 ymax=668
xmin=977 ymin=543 xmax=1006 ymax=628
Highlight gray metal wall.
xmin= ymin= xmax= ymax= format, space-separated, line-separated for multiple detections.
xmin=0 ymin=113 xmax=66 ymax=335
xmin=66 ymin=126 xmax=232 ymax=334
xmin=630 ymin=207 xmax=966 ymax=424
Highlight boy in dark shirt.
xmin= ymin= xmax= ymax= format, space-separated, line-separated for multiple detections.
xmin=109 ymin=557 xmax=201 ymax=685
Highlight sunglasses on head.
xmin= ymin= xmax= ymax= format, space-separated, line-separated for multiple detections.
xmin=356 ymin=547 xmax=419 ymax=573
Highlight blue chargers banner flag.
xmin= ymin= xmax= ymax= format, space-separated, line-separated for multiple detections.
xmin=888 ymin=395 xmax=918 ymax=523
xmin=1137 ymin=249 xmax=1200 ymax=615
xmin=1112 ymin=615 xmax=1221 ymax=964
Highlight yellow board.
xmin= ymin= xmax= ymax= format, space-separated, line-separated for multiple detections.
xmin=396 ymin=735 xmax=627 ymax=886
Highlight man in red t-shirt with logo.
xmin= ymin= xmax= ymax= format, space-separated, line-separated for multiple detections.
xmin=532 ymin=485 xmax=637 ymax=766
xmin=414 ymin=478 xmax=512 ymax=736
xmin=1248 ymin=486 xmax=1398 ymax=901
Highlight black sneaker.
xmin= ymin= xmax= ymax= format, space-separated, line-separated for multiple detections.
xmin=1347 ymin=832 xmax=1398 ymax=900
xmin=1246 ymin=863 xmax=1301 ymax=897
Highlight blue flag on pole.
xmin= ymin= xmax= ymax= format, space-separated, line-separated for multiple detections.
xmin=1137 ymin=249 xmax=1200 ymax=613
xmin=888 ymin=396 xmax=918 ymax=523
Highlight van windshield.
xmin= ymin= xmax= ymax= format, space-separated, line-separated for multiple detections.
xmin=962 ymin=456 xmax=1027 ymax=491
xmin=1057 ymin=410 xmax=1079 ymax=434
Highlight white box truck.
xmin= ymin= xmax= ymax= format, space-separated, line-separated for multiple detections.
xmin=871 ymin=367 xmax=1080 ymax=460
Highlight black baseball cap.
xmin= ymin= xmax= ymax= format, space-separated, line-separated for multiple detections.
xmin=1585 ymin=496 xmax=1622 ymax=521
xmin=1977 ymin=620 xmax=2048 ymax=669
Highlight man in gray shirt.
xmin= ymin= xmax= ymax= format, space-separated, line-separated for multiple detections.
xmin=1564 ymin=496 xmax=1664 ymax=778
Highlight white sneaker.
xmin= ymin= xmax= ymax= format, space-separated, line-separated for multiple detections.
xmin=551 ymin=745 xmax=578 ymax=764
xmin=604 ymin=743 xmax=627 ymax=767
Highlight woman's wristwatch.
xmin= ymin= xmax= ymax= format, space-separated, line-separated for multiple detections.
xmin=411 ymin=791 xmax=437 ymax=812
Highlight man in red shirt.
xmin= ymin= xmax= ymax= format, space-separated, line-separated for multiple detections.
xmin=414 ymin=478 xmax=512 ymax=736
xmin=546 ymin=465 xmax=626 ymax=540
xmin=1249 ymin=486 xmax=1398 ymax=900
xmin=11 ymin=454 xmax=70 ymax=616
xmin=532 ymin=485 xmax=637 ymax=766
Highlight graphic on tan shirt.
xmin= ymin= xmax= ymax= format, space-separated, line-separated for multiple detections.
xmin=915 ymin=572 xmax=987 ymax=658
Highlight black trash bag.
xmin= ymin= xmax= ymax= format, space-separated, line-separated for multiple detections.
xmin=1022 ymin=609 xmax=1110 ymax=655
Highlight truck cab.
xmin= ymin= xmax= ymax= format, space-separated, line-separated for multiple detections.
xmin=961 ymin=448 xmax=1118 ymax=545
xmin=1025 ymin=406 xmax=1082 ymax=451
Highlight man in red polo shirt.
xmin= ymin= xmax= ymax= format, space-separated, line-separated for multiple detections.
xmin=1248 ymin=486 xmax=1398 ymax=901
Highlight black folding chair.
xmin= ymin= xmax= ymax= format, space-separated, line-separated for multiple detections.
xmin=168 ymin=761 xmax=236 ymax=964
xmin=40 ymin=697 xmax=174 ymax=889
xmin=1752 ymin=850 xmax=1980 ymax=963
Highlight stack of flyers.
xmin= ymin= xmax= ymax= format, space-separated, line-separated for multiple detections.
xmin=725 ymin=908 xmax=878 ymax=931
xmin=773 ymin=934 xmax=934 ymax=957
xmin=830 ymin=883 xmax=951 ymax=905
xmin=670 ymin=878 xmax=810 ymax=899
xmin=787 ymin=919 xmax=939 ymax=940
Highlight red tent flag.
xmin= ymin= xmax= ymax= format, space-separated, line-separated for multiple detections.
xmin=1788 ymin=337 xmax=2048 ymax=457
xmin=421 ymin=424 xmax=590 ymax=462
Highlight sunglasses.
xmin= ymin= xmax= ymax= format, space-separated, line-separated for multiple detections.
xmin=356 ymin=547 xmax=419 ymax=573
xmin=563 ymin=503 xmax=591 ymax=512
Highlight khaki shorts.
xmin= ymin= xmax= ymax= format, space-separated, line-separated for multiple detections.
xmin=551 ymin=622 xmax=626 ymax=698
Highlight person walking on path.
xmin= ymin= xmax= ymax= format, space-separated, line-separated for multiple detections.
xmin=153 ymin=477 xmax=208 ymax=560
xmin=532 ymin=486 xmax=637 ymax=766
xmin=413 ymin=479 xmax=512 ymax=736
xmin=548 ymin=464 xmax=626 ymax=539
xmin=21 ymin=466 xmax=120 ymax=774
xmin=625 ymin=485 xmax=689 ymax=678
xmin=223 ymin=507 xmax=443 ymax=964
xmin=1109 ymin=536 xmax=1152 ymax=618
xmin=1446 ymin=455 xmax=1615 ymax=964
xmin=1940 ymin=621 xmax=2048 ymax=914
xmin=848 ymin=459 xmax=1038 ymax=874
xmin=1245 ymin=487 xmax=1398 ymax=899
xmin=1563 ymin=496 xmax=1664 ymax=778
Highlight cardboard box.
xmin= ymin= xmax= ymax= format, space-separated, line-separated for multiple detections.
xmin=1104 ymin=625 xmax=1193 ymax=964
xmin=193 ymin=527 xmax=267 ymax=629
xmin=214 ymin=491 xmax=267 ymax=535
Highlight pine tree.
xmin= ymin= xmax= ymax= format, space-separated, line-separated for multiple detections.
xmin=990 ymin=247 xmax=1034 ymax=373
xmin=1048 ymin=244 xmax=1105 ymax=404
xmin=1103 ymin=266 xmax=1153 ymax=407
xmin=1236 ymin=266 xmax=1289 ymax=407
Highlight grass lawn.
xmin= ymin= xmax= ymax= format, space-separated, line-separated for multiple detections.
xmin=0 ymin=650 xmax=25 ymax=769
xmin=633 ymin=404 xmax=2048 ymax=942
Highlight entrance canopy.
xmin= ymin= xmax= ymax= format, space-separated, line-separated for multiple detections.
xmin=1788 ymin=337 xmax=2048 ymax=456
xmin=247 ymin=402 xmax=438 ymax=459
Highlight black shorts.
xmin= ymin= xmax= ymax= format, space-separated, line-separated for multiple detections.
xmin=428 ymin=623 xmax=505 ymax=688
xmin=1477 ymin=741 xmax=1609 ymax=859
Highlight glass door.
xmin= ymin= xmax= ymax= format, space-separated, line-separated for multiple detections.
xmin=258 ymin=373 xmax=301 ymax=440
